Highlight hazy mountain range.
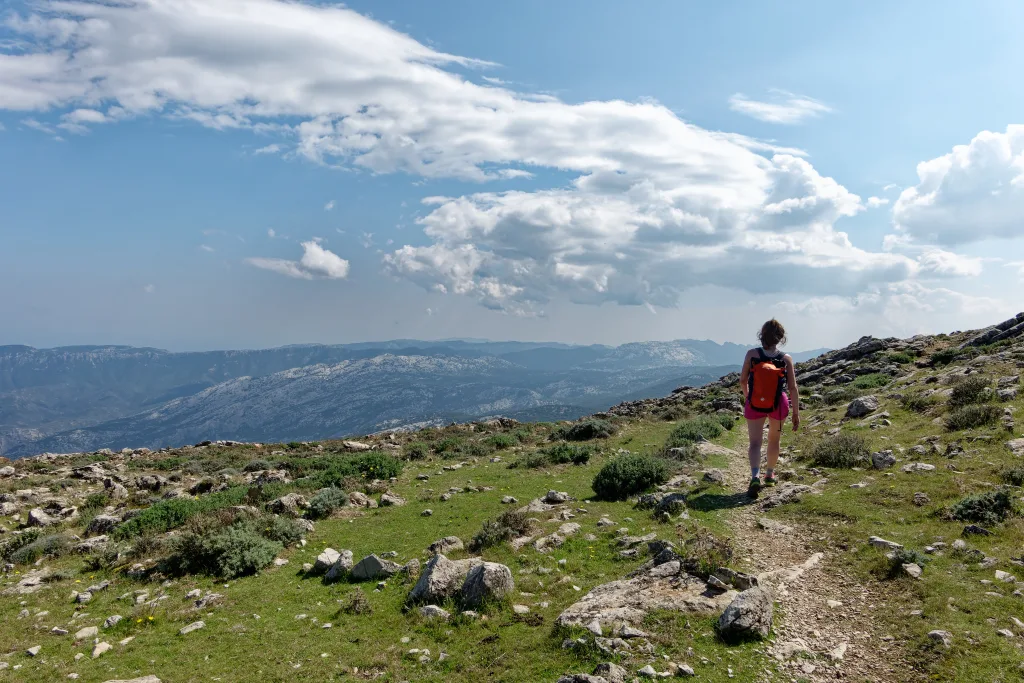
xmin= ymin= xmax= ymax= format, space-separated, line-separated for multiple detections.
xmin=0 ymin=339 xmax=828 ymax=458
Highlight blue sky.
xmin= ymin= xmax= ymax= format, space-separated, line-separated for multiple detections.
xmin=1 ymin=0 xmax=1022 ymax=351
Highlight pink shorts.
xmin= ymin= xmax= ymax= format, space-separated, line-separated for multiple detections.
xmin=744 ymin=392 xmax=790 ymax=422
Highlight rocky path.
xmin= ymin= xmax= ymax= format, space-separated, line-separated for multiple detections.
xmin=714 ymin=442 xmax=920 ymax=682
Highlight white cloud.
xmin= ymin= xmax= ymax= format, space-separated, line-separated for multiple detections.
xmin=1005 ymin=261 xmax=1024 ymax=278
xmin=866 ymin=196 xmax=889 ymax=208
xmin=58 ymin=107 xmax=108 ymax=133
xmin=728 ymin=91 xmax=832 ymax=125
xmin=267 ymin=228 xmax=276 ymax=238
xmin=143 ymin=284 xmax=156 ymax=293
xmin=779 ymin=282 xmax=1002 ymax=318
xmin=324 ymin=200 xmax=335 ymax=211
xmin=893 ymin=125 xmax=1024 ymax=245
xmin=21 ymin=118 xmax=55 ymax=134
xmin=199 ymin=244 xmax=214 ymax=252
xmin=254 ymin=143 xmax=283 ymax=155
xmin=0 ymin=0 xmax=983 ymax=314
xmin=882 ymin=183 xmax=899 ymax=192
xmin=247 ymin=240 xmax=349 ymax=280
xmin=916 ymin=248 xmax=983 ymax=277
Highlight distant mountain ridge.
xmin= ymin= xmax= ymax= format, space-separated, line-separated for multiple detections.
xmin=0 ymin=339 xmax=828 ymax=458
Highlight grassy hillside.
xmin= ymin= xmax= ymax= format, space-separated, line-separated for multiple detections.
xmin=1 ymin=314 xmax=1022 ymax=682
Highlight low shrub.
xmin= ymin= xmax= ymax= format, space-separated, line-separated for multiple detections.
xmin=511 ymin=452 xmax=550 ymax=469
xmin=82 ymin=492 xmax=109 ymax=511
xmin=1001 ymin=466 xmax=1024 ymax=487
xmin=676 ymin=525 xmax=733 ymax=578
xmin=7 ymin=533 xmax=71 ymax=565
xmin=930 ymin=347 xmax=961 ymax=366
xmin=405 ymin=442 xmax=429 ymax=460
xmin=945 ymin=489 xmax=1015 ymax=526
xmin=901 ymin=393 xmax=938 ymax=413
xmin=259 ymin=516 xmax=305 ymax=546
xmin=243 ymin=459 xmax=272 ymax=473
xmin=552 ymin=419 xmax=617 ymax=442
xmin=665 ymin=416 xmax=723 ymax=448
xmin=470 ymin=509 xmax=531 ymax=550
xmin=166 ymin=523 xmax=282 ymax=579
xmin=948 ymin=375 xmax=992 ymax=408
xmin=945 ymin=404 xmax=1001 ymax=431
xmin=113 ymin=486 xmax=253 ymax=540
xmin=544 ymin=443 xmax=593 ymax=465
xmin=307 ymin=487 xmax=347 ymax=520
xmin=342 ymin=589 xmax=373 ymax=615
xmin=809 ymin=433 xmax=869 ymax=469
xmin=592 ymin=454 xmax=668 ymax=501
xmin=885 ymin=351 xmax=915 ymax=365
xmin=883 ymin=548 xmax=930 ymax=579
xmin=433 ymin=437 xmax=464 ymax=454
xmin=852 ymin=373 xmax=891 ymax=390
xmin=822 ymin=387 xmax=861 ymax=406
xmin=715 ymin=414 xmax=736 ymax=431
xmin=308 ymin=451 xmax=404 ymax=488
xmin=486 ymin=433 xmax=518 ymax=450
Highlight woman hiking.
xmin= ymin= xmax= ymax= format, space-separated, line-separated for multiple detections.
xmin=739 ymin=319 xmax=800 ymax=490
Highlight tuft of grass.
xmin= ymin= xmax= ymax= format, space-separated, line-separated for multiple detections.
xmin=592 ymin=453 xmax=668 ymax=501
xmin=544 ymin=442 xmax=593 ymax=465
xmin=822 ymin=387 xmax=862 ymax=405
xmin=665 ymin=416 xmax=724 ymax=448
xmin=945 ymin=404 xmax=1001 ymax=431
xmin=901 ymin=393 xmax=938 ymax=413
xmin=470 ymin=509 xmax=531 ymax=550
xmin=677 ymin=525 xmax=733 ymax=579
xmin=243 ymin=459 xmax=272 ymax=472
xmin=552 ymin=418 xmax=617 ymax=442
xmin=1001 ymin=466 xmax=1024 ymax=487
xmin=945 ymin=489 xmax=1016 ymax=526
xmin=485 ymin=433 xmax=518 ymax=450
xmin=885 ymin=351 xmax=915 ymax=364
xmin=6 ymin=533 xmax=71 ymax=565
xmin=948 ymin=375 xmax=992 ymax=408
xmin=715 ymin=413 xmax=737 ymax=431
xmin=404 ymin=442 xmax=429 ymax=460
xmin=113 ymin=486 xmax=256 ymax=540
xmin=852 ymin=373 xmax=892 ymax=390
xmin=809 ymin=433 xmax=869 ymax=468
xmin=930 ymin=347 xmax=962 ymax=366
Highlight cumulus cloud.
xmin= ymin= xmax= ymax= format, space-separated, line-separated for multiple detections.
xmin=247 ymin=240 xmax=349 ymax=280
xmin=253 ymin=143 xmax=283 ymax=155
xmin=779 ymin=282 xmax=1002 ymax=318
xmin=866 ymin=196 xmax=889 ymax=208
xmin=728 ymin=91 xmax=832 ymax=125
xmin=199 ymin=244 xmax=214 ymax=253
xmin=893 ymin=125 xmax=1024 ymax=245
xmin=324 ymin=200 xmax=335 ymax=211
xmin=0 ymin=0 xmax=985 ymax=314
xmin=143 ymin=284 xmax=156 ymax=294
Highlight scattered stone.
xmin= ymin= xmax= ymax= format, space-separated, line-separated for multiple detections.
xmin=313 ymin=548 xmax=341 ymax=574
xmin=428 ymin=536 xmax=464 ymax=556
xmin=380 ymin=492 xmax=406 ymax=507
xmin=869 ymin=536 xmax=903 ymax=551
xmin=74 ymin=626 xmax=98 ymax=640
xmin=913 ymin=492 xmax=931 ymax=506
xmin=351 ymin=554 xmax=402 ymax=581
xmin=759 ymin=484 xmax=812 ymax=510
xmin=408 ymin=554 xmax=482 ymax=603
xmin=501 ymin=496 xmax=518 ymax=504
xmin=348 ymin=491 xmax=378 ymax=509
xmin=995 ymin=570 xmax=1017 ymax=583
xmin=92 ymin=641 xmax=112 ymax=658
xmin=544 ymin=491 xmax=572 ymax=505
xmin=512 ymin=604 xmax=530 ymax=614
xmin=902 ymin=462 xmax=936 ymax=473
xmin=266 ymin=493 xmax=307 ymax=516
xmin=594 ymin=662 xmax=628 ymax=683
xmin=342 ymin=440 xmax=372 ymax=451
xmin=26 ymin=645 xmax=41 ymax=656
xmin=178 ymin=621 xmax=205 ymax=635
xmin=325 ymin=550 xmax=355 ymax=581
xmin=928 ymin=630 xmax=952 ymax=648
xmin=963 ymin=525 xmax=992 ymax=536
xmin=871 ymin=450 xmax=897 ymax=469
xmin=421 ymin=509 xmax=433 ymax=517
xmin=717 ymin=587 xmax=773 ymax=641
xmin=461 ymin=562 xmax=514 ymax=608
xmin=702 ymin=469 xmax=726 ymax=485
xmin=104 ymin=615 xmax=123 ymax=629
xmin=418 ymin=605 xmax=450 ymax=620
xmin=846 ymin=395 xmax=879 ymax=418
xmin=902 ymin=563 xmax=923 ymax=579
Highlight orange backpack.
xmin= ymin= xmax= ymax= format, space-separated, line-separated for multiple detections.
xmin=748 ymin=349 xmax=787 ymax=413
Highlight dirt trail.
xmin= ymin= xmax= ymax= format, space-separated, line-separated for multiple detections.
xmin=713 ymin=442 xmax=919 ymax=682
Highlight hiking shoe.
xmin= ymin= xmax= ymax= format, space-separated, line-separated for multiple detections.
xmin=763 ymin=474 xmax=778 ymax=487
xmin=748 ymin=476 xmax=762 ymax=490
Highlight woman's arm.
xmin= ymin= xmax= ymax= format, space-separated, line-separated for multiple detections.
xmin=739 ymin=349 xmax=754 ymax=403
xmin=786 ymin=354 xmax=800 ymax=431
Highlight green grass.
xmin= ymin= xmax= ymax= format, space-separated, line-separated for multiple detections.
xmin=852 ymin=372 xmax=892 ymax=389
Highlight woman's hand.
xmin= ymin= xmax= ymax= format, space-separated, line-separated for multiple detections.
xmin=791 ymin=411 xmax=800 ymax=432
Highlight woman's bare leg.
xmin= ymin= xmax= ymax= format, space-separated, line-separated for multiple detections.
xmin=746 ymin=417 xmax=766 ymax=475
xmin=765 ymin=418 xmax=784 ymax=472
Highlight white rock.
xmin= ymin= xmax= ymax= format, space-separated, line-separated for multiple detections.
xmin=91 ymin=641 xmax=112 ymax=658
xmin=178 ymin=620 xmax=205 ymax=635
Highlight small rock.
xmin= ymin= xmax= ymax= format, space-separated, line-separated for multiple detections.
xmin=178 ymin=620 xmax=205 ymax=635
xmin=91 ymin=641 xmax=112 ymax=658
xmin=902 ymin=563 xmax=923 ymax=579
xmin=26 ymin=645 xmax=41 ymax=656
xmin=74 ymin=626 xmax=98 ymax=640
xmin=928 ymin=630 xmax=952 ymax=647
xmin=104 ymin=615 xmax=123 ymax=629
xmin=418 ymin=605 xmax=450 ymax=620
xmin=513 ymin=604 xmax=530 ymax=614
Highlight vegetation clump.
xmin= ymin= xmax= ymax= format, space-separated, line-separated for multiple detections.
xmin=948 ymin=375 xmax=992 ymax=408
xmin=852 ymin=373 xmax=891 ymax=390
xmin=945 ymin=489 xmax=1015 ymax=526
xmin=470 ymin=509 xmax=531 ymax=550
xmin=166 ymin=523 xmax=283 ymax=579
xmin=6 ymin=533 xmax=71 ymax=565
xmin=592 ymin=453 xmax=668 ymax=500
xmin=1001 ymin=466 xmax=1024 ymax=487
xmin=901 ymin=393 xmax=938 ymax=413
xmin=945 ymin=404 xmax=1001 ymax=431
xmin=306 ymin=487 xmax=347 ymax=519
xmin=552 ymin=418 xmax=617 ymax=442
xmin=677 ymin=525 xmax=734 ymax=578
xmin=665 ymin=415 xmax=724 ymax=448
xmin=809 ymin=433 xmax=869 ymax=468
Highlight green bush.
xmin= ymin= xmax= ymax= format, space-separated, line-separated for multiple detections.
xmin=1001 ymin=466 xmax=1024 ymax=487
xmin=822 ymin=387 xmax=861 ymax=406
xmin=470 ymin=509 xmax=531 ymax=551
xmin=552 ymin=419 xmax=617 ymax=442
xmin=715 ymin=414 xmax=736 ymax=431
xmin=113 ymin=486 xmax=253 ymax=540
xmin=852 ymin=373 xmax=891 ymax=390
xmin=809 ymin=433 xmax=869 ymax=468
xmin=945 ymin=404 xmax=1001 ymax=431
xmin=948 ymin=375 xmax=992 ymax=408
xmin=308 ymin=451 xmax=404 ymax=487
xmin=433 ymin=437 xmax=464 ymax=454
xmin=166 ymin=523 xmax=282 ymax=579
xmin=307 ymin=487 xmax=347 ymax=520
xmin=544 ymin=442 xmax=593 ymax=465
xmin=901 ymin=393 xmax=938 ymax=413
xmin=258 ymin=516 xmax=304 ymax=546
xmin=486 ymin=433 xmax=518 ymax=450
xmin=352 ymin=451 xmax=403 ymax=479
xmin=592 ymin=454 xmax=668 ymax=501
xmin=7 ymin=533 xmax=71 ymax=565
xmin=886 ymin=351 xmax=915 ymax=364
xmin=405 ymin=442 xmax=429 ymax=460
xmin=946 ymin=490 xmax=1015 ymax=526
xmin=930 ymin=347 xmax=961 ymax=366
xmin=511 ymin=452 xmax=550 ymax=469
xmin=82 ymin=492 xmax=109 ymax=511
xmin=884 ymin=548 xmax=930 ymax=579
xmin=678 ymin=525 xmax=733 ymax=578
xmin=243 ymin=459 xmax=272 ymax=473
xmin=665 ymin=416 xmax=723 ymax=448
